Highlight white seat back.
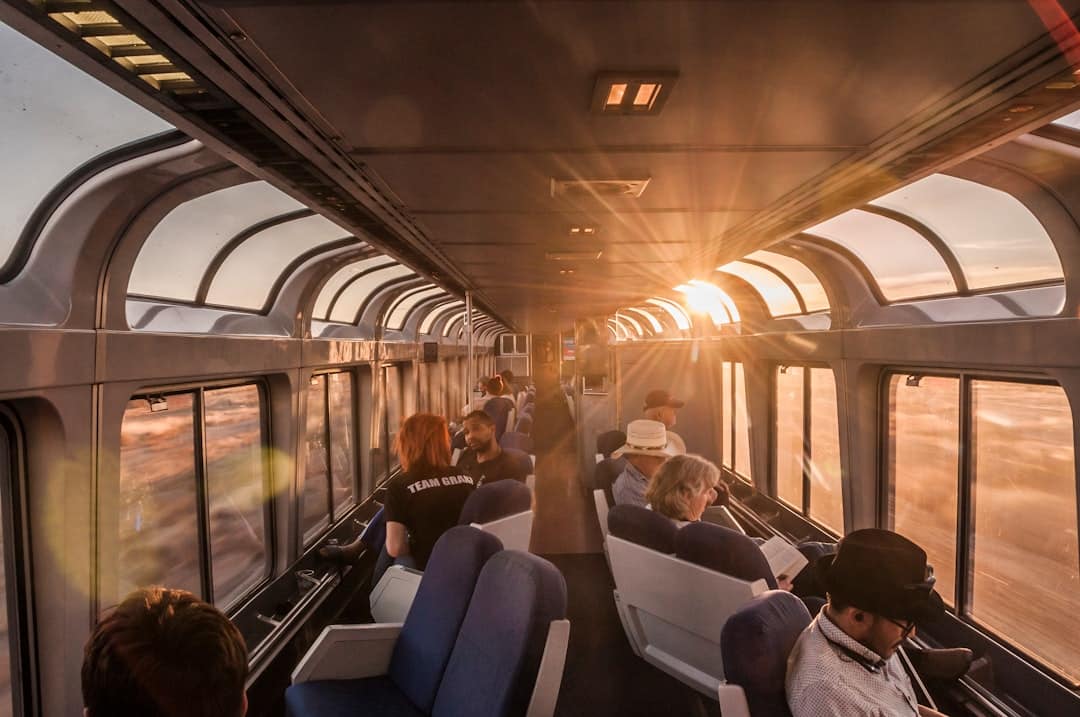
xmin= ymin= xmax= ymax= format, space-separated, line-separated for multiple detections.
xmin=369 ymin=565 xmax=423 ymax=624
xmin=593 ymin=489 xmax=610 ymax=539
xmin=471 ymin=509 xmax=534 ymax=552
xmin=606 ymin=535 xmax=767 ymax=697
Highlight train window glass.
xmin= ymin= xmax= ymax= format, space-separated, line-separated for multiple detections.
xmin=129 ymin=182 xmax=304 ymax=302
xmin=328 ymin=264 xmax=414 ymax=324
xmin=0 ymin=20 xmax=172 ymax=272
xmin=887 ymin=375 xmax=959 ymax=603
xmin=722 ymin=362 xmax=733 ymax=469
xmin=0 ymin=423 xmax=15 ymax=715
xmin=204 ymin=214 xmax=353 ymax=310
xmin=314 ymin=257 xmax=395 ymax=320
xmin=775 ymin=366 xmax=805 ymax=509
xmin=745 ymin=250 xmax=829 ymax=313
xmin=808 ymin=368 xmax=843 ymax=532
xmin=385 ymin=365 xmax=404 ymax=473
xmin=329 ymin=372 xmax=357 ymax=512
xmin=646 ymin=298 xmax=693 ymax=330
xmin=717 ymin=260 xmax=802 ymax=316
xmin=734 ymin=363 xmax=752 ymax=479
xmin=805 ymin=209 xmax=956 ymax=301
xmin=386 ymin=286 xmax=445 ymax=330
xmin=203 ymin=385 xmax=269 ymax=608
xmin=969 ymin=380 xmax=1080 ymax=683
xmin=871 ymin=174 xmax=1062 ymax=290
xmin=420 ymin=300 xmax=464 ymax=334
xmin=118 ymin=393 xmax=202 ymax=596
xmin=302 ymin=377 xmax=331 ymax=543
xmin=624 ymin=308 xmax=663 ymax=333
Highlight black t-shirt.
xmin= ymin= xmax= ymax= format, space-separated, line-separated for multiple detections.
xmin=384 ymin=464 xmax=476 ymax=569
xmin=457 ymin=448 xmax=528 ymax=486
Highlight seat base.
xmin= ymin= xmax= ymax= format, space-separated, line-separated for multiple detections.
xmin=285 ymin=677 xmax=424 ymax=717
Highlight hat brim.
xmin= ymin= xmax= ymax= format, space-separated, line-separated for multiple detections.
xmin=611 ymin=445 xmax=678 ymax=459
xmin=815 ymin=554 xmax=945 ymax=624
xmin=667 ymin=398 xmax=686 ymax=408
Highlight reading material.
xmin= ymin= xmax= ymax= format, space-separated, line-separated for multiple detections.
xmin=760 ymin=536 xmax=809 ymax=581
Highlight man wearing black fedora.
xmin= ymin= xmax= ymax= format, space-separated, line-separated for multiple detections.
xmin=786 ymin=529 xmax=949 ymax=716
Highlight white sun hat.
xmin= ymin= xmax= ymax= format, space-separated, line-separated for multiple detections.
xmin=611 ymin=419 xmax=683 ymax=459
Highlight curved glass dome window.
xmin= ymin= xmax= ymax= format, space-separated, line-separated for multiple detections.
xmin=385 ymin=286 xmax=447 ymax=331
xmin=623 ymin=307 xmax=663 ymax=333
xmin=745 ymin=250 xmax=830 ymax=313
xmin=717 ymin=260 xmax=802 ymax=316
xmin=326 ymin=264 xmax=414 ymax=324
xmin=614 ymin=313 xmax=645 ymax=337
xmin=805 ymin=208 xmax=956 ymax=301
xmin=675 ymin=281 xmax=740 ymax=324
xmin=419 ymin=300 xmax=464 ymax=334
xmin=645 ymin=297 xmax=692 ymax=330
xmin=1 ymin=20 xmax=173 ymax=273
xmin=313 ymin=256 xmax=393 ymax=320
xmin=204 ymin=213 xmax=354 ymax=310
xmin=130 ymin=182 xmax=305 ymax=301
xmin=870 ymin=174 xmax=1063 ymax=290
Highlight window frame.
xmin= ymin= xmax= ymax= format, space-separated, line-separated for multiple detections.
xmin=771 ymin=362 xmax=844 ymax=536
xmin=879 ymin=367 xmax=1080 ymax=688
xmin=720 ymin=361 xmax=753 ymax=483
xmin=0 ymin=407 xmax=37 ymax=717
xmin=301 ymin=369 xmax=361 ymax=547
xmin=117 ymin=379 xmax=275 ymax=613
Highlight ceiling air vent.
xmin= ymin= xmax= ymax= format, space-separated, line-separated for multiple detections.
xmin=550 ymin=177 xmax=651 ymax=198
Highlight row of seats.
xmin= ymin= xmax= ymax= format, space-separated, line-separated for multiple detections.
xmin=287 ymin=525 xmax=570 ymax=717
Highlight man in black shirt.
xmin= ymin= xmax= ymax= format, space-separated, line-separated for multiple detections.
xmin=456 ymin=410 xmax=528 ymax=485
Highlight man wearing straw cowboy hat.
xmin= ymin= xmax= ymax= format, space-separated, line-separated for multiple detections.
xmin=787 ymin=529 xmax=951 ymax=717
xmin=612 ymin=419 xmax=684 ymax=507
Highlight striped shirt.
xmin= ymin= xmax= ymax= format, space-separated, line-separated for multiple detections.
xmin=786 ymin=610 xmax=919 ymax=717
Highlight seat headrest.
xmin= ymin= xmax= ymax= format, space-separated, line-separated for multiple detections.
xmin=721 ymin=590 xmax=812 ymax=714
xmin=607 ymin=504 xmax=677 ymax=553
xmin=596 ymin=429 xmax=627 ymax=458
xmin=459 ymin=480 xmax=532 ymax=525
xmin=674 ymin=522 xmax=778 ymax=589
xmin=792 ymin=541 xmax=836 ymax=598
xmin=389 ymin=525 xmax=503 ymax=711
xmin=514 ymin=414 xmax=533 ymax=433
xmin=500 ymin=432 xmax=534 ymax=455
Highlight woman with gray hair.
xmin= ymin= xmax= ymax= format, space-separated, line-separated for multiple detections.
xmin=645 ymin=454 xmax=722 ymax=526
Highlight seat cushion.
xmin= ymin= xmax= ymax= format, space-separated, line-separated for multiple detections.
xmin=388 ymin=526 xmax=503 ymax=713
xmin=285 ymin=677 xmax=423 ymax=717
xmin=458 ymin=480 xmax=532 ymax=525
xmin=432 ymin=551 xmax=567 ymax=717
xmin=675 ymin=521 xmax=778 ymax=589
xmin=607 ymin=504 xmax=677 ymax=553
xmin=720 ymin=591 xmax=812 ymax=717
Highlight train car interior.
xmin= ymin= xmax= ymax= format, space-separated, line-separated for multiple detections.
xmin=1 ymin=1 xmax=1080 ymax=715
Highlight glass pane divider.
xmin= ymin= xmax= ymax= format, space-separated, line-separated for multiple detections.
xmin=193 ymin=389 xmax=215 ymax=604
xmin=957 ymin=375 xmax=974 ymax=615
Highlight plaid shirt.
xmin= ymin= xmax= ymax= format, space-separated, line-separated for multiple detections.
xmin=786 ymin=610 xmax=920 ymax=717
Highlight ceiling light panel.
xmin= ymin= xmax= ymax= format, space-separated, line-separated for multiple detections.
xmin=592 ymin=71 xmax=678 ymax=115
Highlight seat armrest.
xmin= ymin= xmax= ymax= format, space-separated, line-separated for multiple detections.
xmin=291 ymin=623 xmax=404 ymax=684
xmin=716 ymin=682 xmax=750 ymax=717
xmin=526 ymin=619 xmax=571 ymax=717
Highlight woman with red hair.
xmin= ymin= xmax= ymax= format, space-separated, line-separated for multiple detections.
xmin=383 ymin=413 xmax=476 ymax=569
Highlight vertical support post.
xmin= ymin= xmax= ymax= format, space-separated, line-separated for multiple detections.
xmin=465 ymin=291 xmax=475 ymax=401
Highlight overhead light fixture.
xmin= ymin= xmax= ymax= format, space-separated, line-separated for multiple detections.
xmin=551 ymin=177 xmax=651 ymax=198
xmin=559 ymin=269 xmax=575 ymax=275
xmin=546 ymin=250 xmax=602 ymax=261
xmin=592 ymin=71 xmax=678 ymax=115
xmin=569 ymin=225 xmax=599 ymax=236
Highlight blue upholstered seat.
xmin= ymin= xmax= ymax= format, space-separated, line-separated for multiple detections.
xmin=459 ymin=480 xmax=532 ymax=525
xmin=596 ymin=429 xmax=626 ymax=459
xmin=675 ymin=522 xmax=779 ymax=589
xmin=720 ymin=591 xmax=812 ymax=717
xmin=500 ymin=431 xmax=535 ymax=456
xmin=514 ymin=414 xmax=533 ymax=435
xmin=792 ymin=541 xmax=836 ymax=598
xmin=431 ymin=551 xmax=568 ymax=717
xmin=286 ymin=526 xmax=503 ymax=717
xmin=484 ymin=396 xmax=516 ymax=439
xmin=607 ymin=504 xmax=677 ymax=554
xmin=592 ymin=457 xmax=625 ymax=506
xmin=361 ymin=507 xmax=387 ymax=555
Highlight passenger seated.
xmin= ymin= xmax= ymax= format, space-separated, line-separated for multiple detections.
xmin=611 ymin=419 xmax=683 ymax=507
xmin=457 ymin=410 xmax=528 ymax=485
xmin=642 ymin=388 xmax=688 ymax=454
xmin=482 ymin=376 xmax=517 ymax=440
xmin=786 ymin=529 xmax=948 ymax=717
xmin=82 ymin=586 xmax=247 ymax=717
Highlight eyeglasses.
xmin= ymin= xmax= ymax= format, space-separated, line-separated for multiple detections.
xmin=883 ymin=616 xmax=916 ymax=638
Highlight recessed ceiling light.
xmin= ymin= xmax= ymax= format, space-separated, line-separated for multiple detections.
xmin=592 ymin=71 xmax=677 ymax=115
xmin=569 ymin=225 xmax=599 ymax=235
xmin=547 ymin=250 xmax=602 ymax=261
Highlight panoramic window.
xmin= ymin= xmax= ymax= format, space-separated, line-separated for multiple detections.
xmin=385 ymin=285 xmax=447 ymax=331
xmin=886 ymin=374 xmax=959 ymax=602
xmin=805 ymin=208 xmax=956 ymax=301
xmin=327 ymin=264 xmax=414 ymax=324
xmin=772 ymin=367 xmax=843 ymax=532
xmin=313 ymin=257 xmax=394 ymax=320
xmin=871 ymin=174 xmax=1062 ymax=290
xmin=117 ymin=386 xmax=271 ymax=607
xmin=303 ymin=376 xmax=331 ymax=542
xmin=1 ymin=20 xmax=172 ymax=275
xmin=304 ymin=371 xmax=358 ymax=545
xmin=419 ymin=300 xmax=464 ymax=335
xmin=722 ymin=364 xmax=733 ymax=469
xmin=717 ymin=260 xmax=802 ymax=316
xmin=744 ymin=249 xmax=830 ymax=313
xmin=721 ymin=362 xmax=752 ymax=480
xmin=969 ymin=380 xmax=1079 ymax=683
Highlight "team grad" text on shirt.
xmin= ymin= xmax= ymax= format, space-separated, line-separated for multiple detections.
xmin=405 ymin=474 xmax=475 ymax=494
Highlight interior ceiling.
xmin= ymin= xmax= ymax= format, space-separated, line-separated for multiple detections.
xmin=213 ymin=0 xmax=1080 ymax=331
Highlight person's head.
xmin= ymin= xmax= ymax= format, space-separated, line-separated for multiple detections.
xmin=395 ymin=412 xmax=451 ymax=471
xmin=643 ymin=389 xmax=684 ymax=429
xmin=82 ymin=587 xmax=248 ymax=717
xmin=498 ymin=369 xmax=515 ymax=390
xmin=646 ymin=454 xmax=720 ymax=522
xmin=463 ymin=410 xmax=497 ymax=452
xmin=613 ymin=419 xmax=683 ymax=479
xmin=484 ymin=375 xmax=505 ymax=396
xmin=819 ymin=529 xmax=944 ymax=660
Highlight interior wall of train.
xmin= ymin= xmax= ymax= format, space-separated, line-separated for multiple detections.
xmin=3 ymin=1 xmax=1080 ymax=716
